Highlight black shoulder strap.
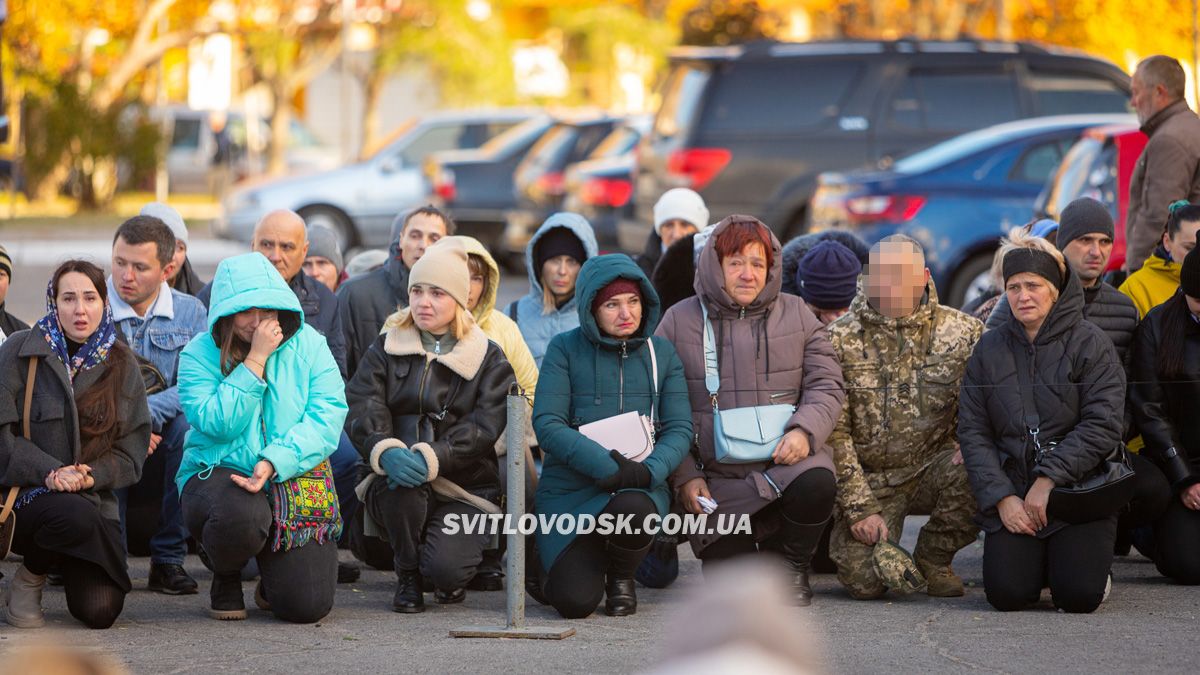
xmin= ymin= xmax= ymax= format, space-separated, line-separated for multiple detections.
xmin=507 ymin=300 xmax=519 ymax=321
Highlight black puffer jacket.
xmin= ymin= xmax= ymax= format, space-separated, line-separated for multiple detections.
xmin=959 ymin=271 xmax=1126 ymax=536
xmin=1129 ymin=297 xmax=1200 ymax=489
xmin=986 ymin=281 xmax=1138 ymax=363
xmin=336 ymin=258 xmax=409 ymax=379
xmin=344 ymin=315 xmax=515 ymax=498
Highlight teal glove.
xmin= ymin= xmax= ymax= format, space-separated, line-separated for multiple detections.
xmin=380 ymin=449 xmax=427 ymax=489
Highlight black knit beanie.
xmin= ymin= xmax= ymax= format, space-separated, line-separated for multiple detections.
xmin=1056 ymin=197 xmax=1114 ymax=251
xmin=535 ymin=227 xmax=587 ymax=271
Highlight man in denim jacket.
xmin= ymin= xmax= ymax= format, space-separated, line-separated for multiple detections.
xmin=109 ymin=214 xmax=208 ymax=594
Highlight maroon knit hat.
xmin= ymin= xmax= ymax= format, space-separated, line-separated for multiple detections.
xmin=592 ymin=277 xmax=641 ymax=312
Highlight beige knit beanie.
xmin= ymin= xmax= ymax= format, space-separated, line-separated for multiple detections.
xmin=408 ymin=237 xmax=470 ymax=307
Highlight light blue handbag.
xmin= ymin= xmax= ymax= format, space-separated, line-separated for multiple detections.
xmin=702 ymin=305 xmax=795 ymax=464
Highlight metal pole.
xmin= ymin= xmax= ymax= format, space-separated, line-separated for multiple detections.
xmin=505 ymin=392 xmax=526 ymax=629
xmin=450 ymin=387 xmax=573 ymax=640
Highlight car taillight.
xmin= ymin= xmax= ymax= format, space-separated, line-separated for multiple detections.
xmin=433 ymin=168 xmax=456 ymax=203
xmin=843 ymin=195 xmax=926 ymax=223
xmin=534 ymin=172 xmax=566 ymax=198
xmin=666 ymin=148 xmax=731 ymax=191
xmin=580 ymin=178 xmax=634 ymax=208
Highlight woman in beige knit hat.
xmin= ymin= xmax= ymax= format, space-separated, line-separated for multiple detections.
xmin=344 ymin=237 xmax=517 ymax=613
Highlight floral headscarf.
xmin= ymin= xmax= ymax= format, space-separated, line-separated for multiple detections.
xmin=34 ymin=277 xmax=117 ymax=382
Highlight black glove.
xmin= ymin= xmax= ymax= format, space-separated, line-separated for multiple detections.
xmin=597 ymin=450 xmax=652 ymax=492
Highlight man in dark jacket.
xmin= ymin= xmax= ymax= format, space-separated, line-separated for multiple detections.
xmin=0 ymin=245 xmax=29 ymax=336
xmin=197 ymin=210 xmax=347 ymax=378
xmin=988 ymin=198 xmax=1138 ymax=363
xmin=1125 ymin=55 xmax=1200 ymax=272
xmin=337 ymin=206 xmax=452 ymax=378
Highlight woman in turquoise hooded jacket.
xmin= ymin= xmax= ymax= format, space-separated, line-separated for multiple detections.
xmin=177 ymin=253 xmax=348 ymax=624
xmin=532 ymin=254 xmax=692 ymax=619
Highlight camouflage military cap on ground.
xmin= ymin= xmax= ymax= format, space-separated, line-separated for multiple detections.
xmin=872 ymin=540 xmax=927 ymax=594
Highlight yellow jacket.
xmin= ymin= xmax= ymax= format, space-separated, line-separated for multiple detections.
xmin=453 ymin=236 xmax=539 ymax=402
xmin=1120 ymin=252 xmax=1180 ymax=319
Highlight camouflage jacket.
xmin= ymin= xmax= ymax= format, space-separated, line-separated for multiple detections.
xmin=826 ymin=281 xmax=982 ymax=522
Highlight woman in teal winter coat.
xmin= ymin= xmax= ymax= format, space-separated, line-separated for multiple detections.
xmin=532 ymin=254 xmax=692 ymax=619
xmin=177 ymin=253 xmax=348 ymax=624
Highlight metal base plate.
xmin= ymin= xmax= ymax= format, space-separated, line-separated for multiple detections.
xmin=449 ymin=625 xmax=576 ymax=640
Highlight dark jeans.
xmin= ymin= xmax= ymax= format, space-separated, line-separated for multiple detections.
xmin=982 ymin=516 xmax=1117 ymax=613
xmin=116 ymin=413 xmax=190 ymax=564
xmin=366 ymin=479 xmax=491 ymax=591
xmin=181 ymin=469 xmax=337 ymax=623
xmin=697 ymin=468 xmax=837 ymax=564
xmin=543 ymin=491 xmax=658 ymax=619
xmin=329 ymin=431 xmax=362 ymax=545
xmin=1153 ymin=497 xmax=1200 ymax=584
xmin=13 ymin=492 xmax=128 ymax=629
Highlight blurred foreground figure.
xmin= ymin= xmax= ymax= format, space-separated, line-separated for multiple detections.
xmin=645 ymin=558 xmax=824 ymax=675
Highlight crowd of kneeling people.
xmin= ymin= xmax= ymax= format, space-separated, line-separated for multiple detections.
xmin=3 ymin=187 xmax=1200 ymax=630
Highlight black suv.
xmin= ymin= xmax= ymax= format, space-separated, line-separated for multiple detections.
xmin=626 ymin=39 xmax=1131 ymax=251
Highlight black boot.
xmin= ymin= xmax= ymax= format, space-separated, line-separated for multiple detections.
xmin=393 ymin=570 xmax=425 ymax=614
xmin=209 ymin=572 xmax=246 ymax=620
xmin=525 ymin=534 xmax=549 ymax=606
xmin=604 ymin=541 xmax=651 ymax=617
xmin=468 ymin=548 xmax=505 ymax=591
xmin=777 ymin=516 xmax=829 ymax=607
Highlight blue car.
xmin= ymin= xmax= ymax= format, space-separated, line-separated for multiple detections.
xmin=809 ymin=114 xmax=1133 ymax=308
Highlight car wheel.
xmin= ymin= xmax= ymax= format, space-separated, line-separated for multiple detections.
xmin=299 ymin=206 xmax=357 ymax=250
xmin=947 ymin=253 xmax=996 ymax=310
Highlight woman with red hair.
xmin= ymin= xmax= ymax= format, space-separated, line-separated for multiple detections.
xmin=656 ymin=215 xmax=845 ymax=605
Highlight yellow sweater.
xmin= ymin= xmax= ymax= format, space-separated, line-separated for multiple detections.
xmin=1120 ymin=253 xmax=1180 ymax=319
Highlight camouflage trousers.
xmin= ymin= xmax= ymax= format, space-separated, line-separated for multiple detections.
xmin=830 ymin=448 xmax=978 ymax=599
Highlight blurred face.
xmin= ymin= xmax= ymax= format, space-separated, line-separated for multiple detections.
xmin=409 ymin=283 xmax=457 ymax=335
xmin=1005 ymin=272 xmax=1057 ymax=333
xmin=660 ymin=219 xmax=698 ymax=250
xmin=232 ymin=308 xmax=279 ymax=343
xmin=1061 ymin=233 xmax=1112 ymax=287
xmin=167 ymin=241 xmax=187 ymax=282
xmin=1130 ymin=70 xmax=1171 ymax=126
xmin=252 ymin=211 xmax=309 ymax=281
xmin=867 ymin=243 xmax=929 ymax=319
xmin=112 ymin=236 xmax=170 ymax=313
xmin=0 ymin=269 xmax=9 ymax=305
xmin=721 ymin=242 xmax=768 ymax=307
xmin=1164 ymin=219 xmax=1200 ymax=263
xmin=541 ymin=255 xmax=581 ymax=301
xmin=468 ymin=269 xmax=486 ymax=311
xmin=595 ymin=292 xmax=642 ymax=339
xmin=303 ymin=256 xmax=339 ymax=292
xmin=56 ymin=272 xmax=104 ymax=343
xmin=400 ymin=213 xmax=447 ymax=270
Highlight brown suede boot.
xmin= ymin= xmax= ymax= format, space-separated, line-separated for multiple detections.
xmin=918 ymin=561 xmax=965 ymax=598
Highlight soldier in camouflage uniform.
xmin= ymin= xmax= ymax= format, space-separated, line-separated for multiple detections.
xmin=826 ymin=235 xmax=982 ymax=599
